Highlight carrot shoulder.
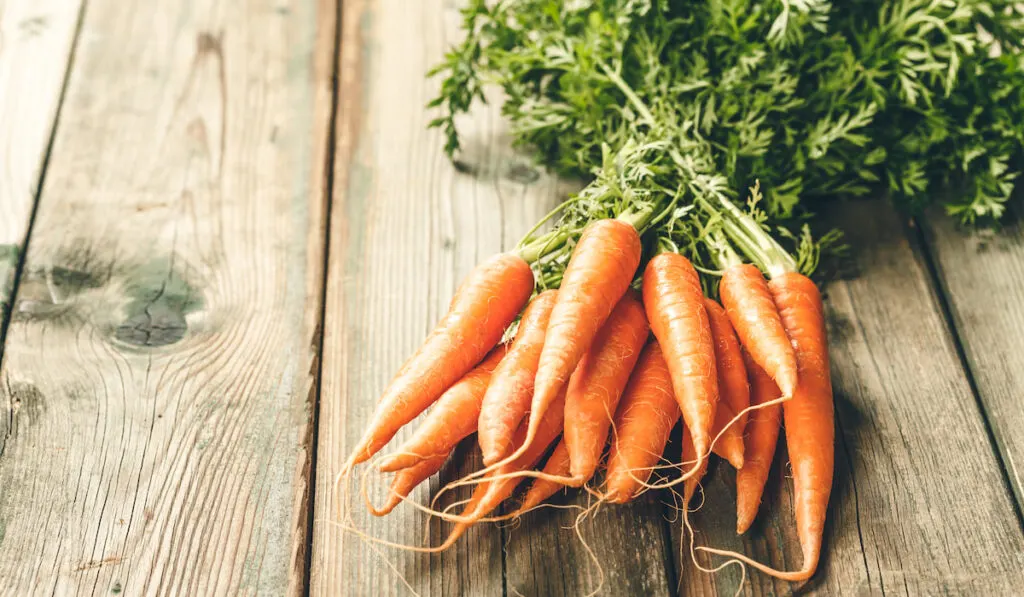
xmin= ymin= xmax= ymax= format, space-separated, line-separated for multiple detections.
xmin=604 ymin=341 xmax=681 ymax=503
xmin=719 ymin=264 xmax=798 ymax=397
xmin=348 ymin=253 xmax=533 ymax=466
xmin=477 ymin=290 xmax=558 ymax=465
xmin=564 ymin=290 xmax=649 ymax=484
xmin=525 ymin=219 xmax=641 ymax=454
xmin=735 ymin=350 xmax=782 ymax=534
xmin=378 ymin=347 xmax=504 ymax=473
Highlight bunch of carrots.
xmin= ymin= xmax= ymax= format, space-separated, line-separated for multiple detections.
xmin=338 ymin=183 xmax=835 ymax=584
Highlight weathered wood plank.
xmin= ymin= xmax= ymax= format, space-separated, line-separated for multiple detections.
xmin=675 ymin=200 xmax=1024 ymax=595
xmin=312 ymin=1 xmax=677 ymax=595
xmin=921 ymin=207 xmax=1024 ymax=511
xmin=0 ymin=0 xmax=334 ymax=593
xmin=0 ymin=0 xmax=84 ymax=323
xmin=505 ymin=488 xmax=677 ymax=597
xmin=312 ymin=0 xmax=508 ymax=594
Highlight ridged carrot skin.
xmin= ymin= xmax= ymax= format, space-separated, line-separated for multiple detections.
xmin=370 ymin=454 xmax=447 ymax=516
xmin=736 ymin=350 xmax=782 ymax=534
xmin=348 ymin=253 xmax=533 ymax=465
xmin=605 ymin=341 xmax=681 ymax=504
xmin=770 ymin=272 xmax=834 ymax=579
xmin=478 ymin=290 xmax=559 ymax=465
xmin=704 ymin=298 xmax=749 ymax=468
xmin=516 ymin=439 xmax=571 ymax=514
xmin=642 ymin=253 xmax=719 ymax=458
xmin=440 ymin=389 xmax=568 ymax=548
xmin=378 ymin=348 xmax=504 ymax=473
xmin=564 ymin=291 xmax=649 ymax=484
xmin=526 ymin=219 xmax=642 ymax=451
xmin=719 ymin=264 xmax=798 ymax=398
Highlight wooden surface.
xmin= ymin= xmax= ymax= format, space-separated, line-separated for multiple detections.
xmin=0 ymin=0 xmax=332 ymax=593
xmin=0 ymin=0 xmax=84 ymax=322
xmin=2 ymin=0 xmax=1024 ymax=595
xmin=921 ymin=209 xmax=1024 ymax=510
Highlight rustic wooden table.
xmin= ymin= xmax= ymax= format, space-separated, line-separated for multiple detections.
xmin=1 ymin=0 xmax=1022 ymax=595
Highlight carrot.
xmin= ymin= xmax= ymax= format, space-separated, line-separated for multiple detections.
xmin=719 ymin=264 xmax=798 ymax=398
xmin=735 ymin=350 xmax=782 ymax=534
xmin=681 ymin=425 xmax=707 ymax=505
xmin=523 ymin=219 xmax=641 ymax=456
xmin=642 ymin=253 xmax=718 ymax=466
xmin=700 ymin=272 xmax=833 ymax=581
xmin=515 ymin=439 xmax=571 ymax=514
xmin=439 ymin=388 xmax=568 ymax=548
xmin=478 ymin=290 xmax=558 ymax=465
xmin=710 ymin=400 xmax=746 ymax=470
xmin=563 ymin=290 xmax=649 ymax=484
xmin=770 ymin=272 xmax=834 ymax=578
xmin=704 ymin=297 xmax=749 ymax=469
xmin=604 ymin=341 xmax=681 ymax=503
xmin=369 ymin=454 xmax=447 ymax=516
xmin=347 ymin=253 xmax=533 ymax=467
xmin=378 ymin=347 xmax=504 ymax=473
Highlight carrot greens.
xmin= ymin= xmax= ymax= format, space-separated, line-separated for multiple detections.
xmin=430 ymin=0 xmax=1024 ymax=255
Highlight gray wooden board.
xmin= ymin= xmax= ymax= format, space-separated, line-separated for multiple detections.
xmin=920 ymin=206 xmax=1024 ymax=511
xmin=674 ymin=199 xmax=1024 ymax=595
xmin=504 ymin=488 xmax=676 ymax=597
xmin=312 ymin=0 xmax=506 ymax=594
xmin=0 ymin=0 xmax=334 ymax=593
xmin=310 ymin=0 xmax=676 ymax=595
xmin=0 ymin=0 xmax=85 ymax=333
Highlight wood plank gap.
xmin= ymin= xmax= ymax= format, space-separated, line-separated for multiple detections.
xmin=303 ymin=0 xmax=344 ymax=592
xmin=911 ymin=216 xmax=1024 ymax=529
xmin=0 ymin=0 xmax=89 ymax=364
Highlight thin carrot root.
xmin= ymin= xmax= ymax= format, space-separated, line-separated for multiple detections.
xmin=682 ymin=509 xmax=748 ymax=597
xmin=696 ymin=546 xmax=812 ymax=582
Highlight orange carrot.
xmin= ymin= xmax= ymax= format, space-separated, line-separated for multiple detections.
xmin=439 ymin=388 xmax=568 ymax=548
xmin=347 ymin=253 xmax=533 ymax=466
xmin=704 ymin=297 xmax=749 ymax=469
xmin=710 ymin=400 xmax=746 ymax=470
xmin=478 ymin=290 xmax=559 ymax=465
xmin=604 ymin=341 xmax=681 ymax=503
xmin=735 ymin=350 xmax=782 ymax=534
xmin=719 ymin=264 xmax=798 ymax=398
xmin=523 ymin=219 xmax=641 ymax=455
xmin=378 ymin=348 xmax=504 ymax=473
xmin=563 ymin=291 xmax=649 ymax=484
xmin=770 ymin=272 xmax=834 ymax=579
xmin=370 ymin=454 xmax=447 ymax=516
xmin=701 ymin=272 xmax=833 ymax=581
xmin=642 ymin=253 xmax=718 ymax=464
xmin=515 ymin=439 xmax=571 ymax=514
xmin=681 ymin=425 xmax=707 ymax=505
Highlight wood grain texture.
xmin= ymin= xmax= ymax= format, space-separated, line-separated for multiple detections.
xmin=0 ymin=0 xmax=84 ymax=318
xmin=311 ymin=1 xmax=674 ymax=595
xmin=0 ymin=0 xmax=333 ymax=593
xmin=505 ymin=488 xmax=676 ymax=597
xmin=676 ymin=200 xmax=1024 ymax=596
xmin=921 ymin=207 xmax=1024 ymax=511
